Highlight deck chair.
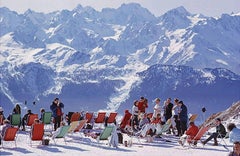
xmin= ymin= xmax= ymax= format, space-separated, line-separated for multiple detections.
xmin=1 ymin=127 xmax=18 ymax=147
xmin=52 ymin=125 xmax=70 ymax=144
xmin=74 ymin=119 xmax=88 ymax=132
xmin=106 ymin=112 xmax=117 ymax=125
xmin=27 ymin=114 xmax=39 ymax=126
xmin=188 ymin=125 xmax=209 ymax=146
xmin=156 ymin=119 xmax=172 ymax=135
xmin=10 ymin=114 xmax=21 ymax=127
xmin=70 ymin=112 xmax=81 ymax=123
xmin=30 ymin=123 xmax=44 ymax=146
xmin=120 ymin=111 xmax=132 ymax=130
xmin=68 ymin=121 xmax=79 ymax=133
xmin=95 ymin=112 xmax=106 ymax=123
xmin=97 ymin=126 xmax=114 ymax=145
xmin=42 ymin=112 xmax=53 ymax=130
xmin=189 ymin=114 xmax=198 ymax=122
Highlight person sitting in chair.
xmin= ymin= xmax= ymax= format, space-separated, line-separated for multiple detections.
xmin=178 ymin=122 xmax=199 ymax=146
xmin=202 ymin=118 xmax=226 ymax=146
xmin=0 ymin=119 xmax=11 ymax=145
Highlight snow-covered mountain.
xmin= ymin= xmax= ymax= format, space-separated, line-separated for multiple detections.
xmin=0 ymin=3 xmax=239 ymax=115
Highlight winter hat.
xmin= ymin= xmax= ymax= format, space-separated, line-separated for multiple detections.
xmin=0 ymin=107 xmax=3 ymax=112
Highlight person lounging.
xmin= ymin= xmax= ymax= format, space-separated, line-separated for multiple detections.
xmin=202 ymin=118 xmax=226 ymax=146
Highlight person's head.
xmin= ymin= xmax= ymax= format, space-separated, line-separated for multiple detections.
xmin=3 ymin=119 xmax=10 ymax=124
xmin=155 ymin=98 xmax=160 ymax=104
xmin=40 ymin=108 xmax=45 ymax=113
xmin=178 ymin=101 xmax=183 ymax=106
xmin=227 ymin=123 xmax=237 ymax=132
xmin=134 ymin=100 xmax=138 ymax=106
xmin=233 ymin=141 xmax=240 ymax=153
xmin=215 ymin=118 xmax=221 ymax=125
xmin=0 ymin=107 xmax=3 ymax=112
xmin=54 ymin=98 xmax=59 ymax=104
xmin=174 ymin=98 xmax=179 ymax=105
xmin=166 ymin=98 xmax=171 ymax=103
xmin=189 ymin=122 xmax=195 ymax=126
xmin=140 ymin=96 xmax=145 ymax=101
xmin=34 ymin=119 xmax=40 ymax=124
xmin=27 ymin=109 xmax=32 ymax=114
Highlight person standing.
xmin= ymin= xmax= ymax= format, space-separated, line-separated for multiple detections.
xmin=178 ymin=101 xmax=188 ymax=136
xmin=50 ymin=98 xmax=64 ymax=131
xmin=0 ymin=107 xmax=6 ymax=125
xmin=164 ymin=98 xmax=174 ymax=134
xmin=152 ymin=98 xmax=161 ymax=119
xmin=137 ymin=97 xmax=148 ymax=113
xmin=131 ymin=100 xmax=139 ymax=131
xmin=172 ymin=98 xmax=181 ymax=136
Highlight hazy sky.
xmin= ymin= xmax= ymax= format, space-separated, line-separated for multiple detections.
xmin=0 ymin=0 xmax=240 ymax=17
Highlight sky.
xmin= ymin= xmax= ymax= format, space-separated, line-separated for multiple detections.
xmin=0 ymin=0 xmax=240 ymax=17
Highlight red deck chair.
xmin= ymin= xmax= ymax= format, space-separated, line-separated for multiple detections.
xmin=85 ymin=112 xmax=93 ymax=123
xmin=1 ymin=127 xmax=18 ymax=147
xmin=70 ymin=112 xmax=81 ymax=123
xmin=30 ymin=123 xmax=44 ymax=146
xmin=27 ymin=114 xmax=39 ymax=126
xmin=95 ymin=112 xmax=106 ymax=123
xmin=120 ymin=110 xmax=132 ymax=129
xmin=188 ymin=125 xmax=210 ymax=146
xmin=106 ymin=112 xmax=118 ymax=124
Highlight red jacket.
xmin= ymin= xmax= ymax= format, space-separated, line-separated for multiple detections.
xmin=186 ymin=124 xmax=199 ymax=140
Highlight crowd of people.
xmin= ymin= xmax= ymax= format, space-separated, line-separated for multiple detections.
xmin=0 ymin=96 xmax=240 ymax=156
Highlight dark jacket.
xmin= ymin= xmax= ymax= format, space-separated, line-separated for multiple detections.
xmin=179 ymin=104 xmax=188 ymax=122
xmin=164 ymin=103 xmax=173 ymax=120
xmin=216 ymin=123 xmax=227 ymax=137
xmin=50 ymin=102 xmax=64 ymax=118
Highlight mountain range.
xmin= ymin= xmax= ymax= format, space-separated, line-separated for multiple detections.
xmin=0 ymin=3 xmax=239 ymax=116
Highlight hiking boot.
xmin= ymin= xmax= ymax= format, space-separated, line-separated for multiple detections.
xmin=201 ymin=141 xmax=206 ymax=145
xmin=212 ymin=142 xmax=218 ymax=146
xmin=193 ymin=141 xmax=197 ymax=145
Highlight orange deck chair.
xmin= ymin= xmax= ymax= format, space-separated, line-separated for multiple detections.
xmin=1 ymin=127 xmax=18 ymax=147
xmin=27 ymin=114 xmax=39 ymax=126
xmin=95 ymin=112 xmax=107 ymax=124
xmin=30 ymin=123 xmax=44 ymax=146
xmin=85 ymin=112 xmax=94 ymax=123
xmin=106 ymin=112 xmax=118 ymax=124
xmin=188 ymin=125 xmax=210 ymax=146
xmin=70 ymin=112 xmax=81 ymax=123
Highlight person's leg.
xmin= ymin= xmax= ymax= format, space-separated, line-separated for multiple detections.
xmin=54 ymin=117 xmax=58 ymax=131
xmin=180 ymin=120 xmax=187 ymax=135
xmin=202 ymin=133 xmax=217 ymax=145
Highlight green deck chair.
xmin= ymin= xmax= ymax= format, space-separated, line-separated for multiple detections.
xmin=97 ymin=126 xmax=114 ymax=145
xmin=11 ymin=114 xmax=21 ymax=127
xmin=52 ymin=125 xmax=70 ymax=144
xmin=156 ymin=119 xmax=172 ymax=135
xmin=42 ymin=112 xmax=53 ymax=131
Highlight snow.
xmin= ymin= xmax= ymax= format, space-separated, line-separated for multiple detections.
xmin=1 ymin=117 xmax=238 ymax=156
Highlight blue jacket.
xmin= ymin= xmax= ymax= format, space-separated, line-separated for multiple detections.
xmin=50 ymin=102 xmax=64 ymax=118
xmin=179 ymin=104 xmax=188 ymax=122
xmin=229 ymin=127 xmax=240 ymax=143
